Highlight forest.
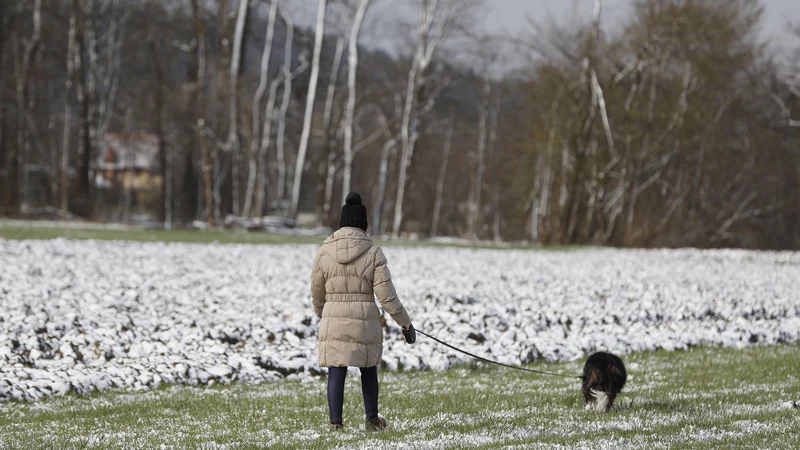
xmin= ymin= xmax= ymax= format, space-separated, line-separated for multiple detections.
xmin=0 ymin=0 xmax=798 ymax=249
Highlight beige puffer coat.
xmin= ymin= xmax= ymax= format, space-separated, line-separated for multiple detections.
xmin=311 ymin=227 xmax=411 ymax=368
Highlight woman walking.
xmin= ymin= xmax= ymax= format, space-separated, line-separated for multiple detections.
xmin=311 ymin=192 xmax=416 ymax=430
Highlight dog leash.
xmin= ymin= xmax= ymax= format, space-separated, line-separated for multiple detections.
xmin=416 ymin=329 xmax=582 ymax=380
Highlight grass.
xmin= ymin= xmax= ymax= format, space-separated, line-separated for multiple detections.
xmin=0 ymin=223 xmax=322 ymax=245
xmin=1 ymin=345 xmax=798 ymax=449
xmin=0 ymin=222 xmax=575 ymax=251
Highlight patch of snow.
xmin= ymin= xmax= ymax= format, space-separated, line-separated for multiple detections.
xmin=1 ymin=239 xmax=798 ymax=401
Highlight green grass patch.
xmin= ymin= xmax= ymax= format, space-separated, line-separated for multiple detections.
xmin=0 ymin=224 xmax=322 ymax=246
xmin=0 ymin=223 xmax=575 ymax=251
xmin=1 ymin=345 xmax=798 ymax=449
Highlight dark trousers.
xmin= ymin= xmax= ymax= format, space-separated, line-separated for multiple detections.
xmin=327 ymin=366 xmax=379 ymax=423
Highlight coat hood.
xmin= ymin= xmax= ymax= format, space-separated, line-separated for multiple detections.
xmin=322 ymin=227 xmax=373 ymax=264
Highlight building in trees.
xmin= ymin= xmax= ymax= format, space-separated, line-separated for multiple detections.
xmin=95 ymin=134 xmax=162 ymax=223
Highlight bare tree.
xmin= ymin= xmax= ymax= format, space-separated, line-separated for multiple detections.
xmin=391 ymin=0 xmax=461 ymax=237
xmin=372 ymin=137 xmax=396 ymax=235
xmin=288 ymin=0 xmax=327 ymax=218
xmin=316 ymin=32 xmax=346 ymax=226
xmin=60 ymin=9 xmax=78 ymax=212
xmin=244 ymin=0 xmax=279 ymax=218
xmin=228 ymin=0 xmax=248 ymax=217
xmin=191 ymin=0 xmax=213 ymax=229
xmin=6 ymin=0 xmax=42 ymax=214
xmin=340 ymin=0 xmax=372 ymax=203
xmin=276 ymin=5 xmax=296 ymax=210
xmin=430 ymin=115 xmax=453 ymax=237
xmin=466 ymin=79 xmax=490 ymax=239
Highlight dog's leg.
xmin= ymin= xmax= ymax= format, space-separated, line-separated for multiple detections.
xmin=589 ymin=389 xmax=610 ymax=412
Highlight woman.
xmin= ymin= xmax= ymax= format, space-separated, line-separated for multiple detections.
xmin=311 ymin=192 xmax=416 ymax=431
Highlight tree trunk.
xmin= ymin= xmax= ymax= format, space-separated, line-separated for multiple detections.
xmin=86 ymin=0 xmax=99 ymax=216
xmin=73 ymin=0 xmax=93 ymax=217
xmin=149 ymin=34 xmax=168 ymax=225
xmin=97 ymin=4 xmax=121 ymax=142
xmin=431 ymin=118 xmax=452 ymax=237
xmin=488 ymin=104 xmax=500 ymax=242
xmin=373 ymin=138 xmax=396 ymax=235
xmin=191 ymin=0 xmax=213 ymax=229
xmin=228 ymin=0 xmax=248 ymax=217
xmin=0 ymin=6 xmax=6 ymax=214
xmin=391 ymin=51 xmax=422 ymax=238
xmin=9 ymin=0 xmax=42 ymax=215
xmin=276 ymin=5 xmax=296 ymax=211
xmin=289 ymin=0 xmax=327 ymax=218
xmin=468 ymin=80 xmax=490 ymax=239
xmin=390 ymin=0 xmax=453 ymax=237
xmin=61 ymin=12 xmax=77 ymax=212
xmin=244 ymin=0 xmax=278 ymax=217
xmin=493 ymin=188 xmax=501 ymax=243
xmin=316 ymin=35 xmax=346 ymax=226
xmin=323 ymin=149 xmax=338 ymax=226
xmin=257 ymin=73 xmax=285 ymax=216
xmin=341 ymin=0 xmax=371 ymax=204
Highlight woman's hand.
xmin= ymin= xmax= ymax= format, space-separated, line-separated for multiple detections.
xmin=402 ymin=324 xmax=416 ymax=344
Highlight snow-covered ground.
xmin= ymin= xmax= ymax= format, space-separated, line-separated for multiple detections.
xmin=1 ymin=238 xmax=799 ymax=402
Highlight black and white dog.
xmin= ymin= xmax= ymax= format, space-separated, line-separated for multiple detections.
xmin=581 ymin=352 xmax=627 ymax=412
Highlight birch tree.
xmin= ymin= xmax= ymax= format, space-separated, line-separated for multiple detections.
xmin=243 ymin=0 xmax=279 ymax=217
xmin=228 ymin=0 xmax=248 ymax=217
xmin=430 ymin=116 xmax=453 ymax=237
xmin=340 ymin=0 xmax=372 ymax=204
xmin=191 ymin=0 xmax=214 ymax=229
xmin=288 ymin=0 xmax=327 ymax=218
xmin=391 ymin=0 xmax=462 ymax=237
xmin=316 ymin=33 xmax=346 ymax=226
xmin=275 ymin=5 xmax=296 ymax=209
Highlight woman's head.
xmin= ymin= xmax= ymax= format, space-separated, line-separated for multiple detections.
xmin=340 ymin=192 xmax=368 ymax=231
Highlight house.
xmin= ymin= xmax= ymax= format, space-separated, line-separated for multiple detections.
xmin=95 ymin=133 xmax=162 ymax=221
xmin=96 ymin=133 xmax=161 ymax=189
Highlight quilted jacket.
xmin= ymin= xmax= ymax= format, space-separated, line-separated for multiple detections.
xmin=311 ymin=227 xmax=411 ymax=367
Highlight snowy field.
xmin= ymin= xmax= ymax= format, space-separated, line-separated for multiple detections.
xmin=1 ymin=238 xmax=799 ymax=402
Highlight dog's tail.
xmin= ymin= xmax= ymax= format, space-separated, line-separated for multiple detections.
xmin=586 ymin=389 xmax=610 ymax=412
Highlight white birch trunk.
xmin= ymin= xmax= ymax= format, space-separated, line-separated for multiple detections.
xmin=258 ymin=75 xmax=285 ymax=211
xmin=391 ymin=0 xmax=455 ymax=237
xmin=341 ymin=0 xmax=371 ymax=204
xmin=431 ymin=118 xmax=452 ymax=237
xmin=391 ymin=51 xmax=422 ymax=238
xmin=316 ymin=35 xmax=345 ymax=225
xmin=373 ymin=138 xmax=396 ymax=236
xmin=228 ymin=0 xmax=248 ymax=217
xmin=276 ymin=6 xmax=295 ymax=210
xmin=288 ymin=0 xmax=327 ymax=218
xmin=244 ymin=0 xmax=278 ymax=217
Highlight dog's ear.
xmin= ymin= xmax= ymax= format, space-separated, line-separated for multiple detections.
xmin=583 ymin=370 xmax=599 ymax=386
xmin=608 ymin=364 xmax=624 ymax=376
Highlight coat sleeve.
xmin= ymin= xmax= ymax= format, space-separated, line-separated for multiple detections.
xmin=373 ymin=247 xmax=412 ymax=328
xmin=311 ymin=251 xmax=326 ymax=318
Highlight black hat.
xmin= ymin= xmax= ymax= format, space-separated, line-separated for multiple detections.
xmin=340 ymin=192 xmax=369 ymax=232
